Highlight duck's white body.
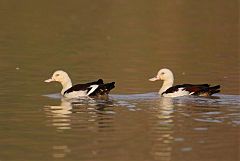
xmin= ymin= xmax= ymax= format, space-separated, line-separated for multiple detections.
xmin=45 ymin=70 xmax=115 ymax=99
xmin=161 ymin=88 xmax=192 ymax=97
xmin=63 ymin=90 xmax=88 ymax=98
xmin=149 ymin=68 xmax=220 ymax=97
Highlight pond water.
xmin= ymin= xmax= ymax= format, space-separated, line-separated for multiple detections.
xmin=0 ymin=1 xmax=239 ymax=161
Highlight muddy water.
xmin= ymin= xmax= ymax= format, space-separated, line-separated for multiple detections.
xmin=0 ymin=1 xmax=239 ymax=161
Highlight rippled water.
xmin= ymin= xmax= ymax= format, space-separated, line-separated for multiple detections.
xmin=17 ymin=93 xmax=240 ymax=161
xmin=0 ymin=1 xmax=239 ymax=161
xmin=1 ymin=92 xmax=240 ymax=161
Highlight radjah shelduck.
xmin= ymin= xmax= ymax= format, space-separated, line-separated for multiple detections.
xmin=45 ymin=70 xmax=115 ymax=99
xmin=149 ymin=68 xmax=220 ymax=97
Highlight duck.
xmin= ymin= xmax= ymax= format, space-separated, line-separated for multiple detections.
xmin=44 ymin=70 xmax=115 ymax=99
xmin=149 ymin=68 xmax=220 ymax=97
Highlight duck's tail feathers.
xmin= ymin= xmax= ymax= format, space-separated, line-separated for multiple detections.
xmin=104 ymin=82 xmax=115 ymax=92
xmin=194 ymin=85 xmax=220 ymax=96
xmin=208 ymin=85 xmax=221 ymax=95
xmin=89 ymin=82 xmax=115 ymax=97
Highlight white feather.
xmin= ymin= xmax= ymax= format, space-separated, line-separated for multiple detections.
xmin=162 ymin=88 xmax=190 ymax=97
xmin=189 ymin=92 xmax=195 ymax=95
xmin=87 ymin=85 xmax=99 ymax=96
xmin=64 ymin=90 xmax=88 ymax=98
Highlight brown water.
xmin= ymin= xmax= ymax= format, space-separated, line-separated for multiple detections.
xmin=0 ymin=1 xmax=239 ymax=161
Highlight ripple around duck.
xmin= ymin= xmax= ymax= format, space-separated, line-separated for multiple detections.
xmin=43 ymin=93 xmax=240 ymax=107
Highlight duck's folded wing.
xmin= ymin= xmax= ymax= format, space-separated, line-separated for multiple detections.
xmin=191 ymin=85 xmax=220 ymax=96
xmin=64 ymin=79 xmax=104 ymax=94
xmin=184 ymin=84 xmax=211 ymax=94
xmin=163 ymin=84 xmax=210 ymax=94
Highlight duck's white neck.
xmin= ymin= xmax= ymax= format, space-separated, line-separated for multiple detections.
xmin=159 ymin=79 xmax=174 ymax=95
xmin=60 ymin=78 xmax=72 ymax=95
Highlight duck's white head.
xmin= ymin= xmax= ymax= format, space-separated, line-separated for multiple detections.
xmin=149 ymin=68 xmax=174 ymax=95
xmin=44 ymin=70 xmax=73 ymax=95
xmin=149 ymin=68 xmax=174 ymax=82
xmin=44 ymin=70 xmax=70 ymax=83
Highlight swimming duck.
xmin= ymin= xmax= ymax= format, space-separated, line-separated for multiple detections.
xmin=45 ymin=70 xmax=115 ymax=98
xmin=149 ymin=68 xmax=220 ymax=97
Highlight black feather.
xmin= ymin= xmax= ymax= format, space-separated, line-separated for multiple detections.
xmin=193 ymin=85 xmax=221 ymax=96
xmin=89 ymin=82 xmax=115 ymax=96
xmin=64 ymin=79 xmax=104 ymax=94
xmin=162 ymin=84 xmax=220 ymax=96
xmin=163 ymin=84 xmax=209 ymax=94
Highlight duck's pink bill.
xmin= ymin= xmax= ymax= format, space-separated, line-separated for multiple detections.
xmin=149 ymin=77 xmax=159 ymax=81
xmin=44 ymin=78 xmax=54 ymax=83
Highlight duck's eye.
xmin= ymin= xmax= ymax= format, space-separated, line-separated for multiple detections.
xmin=161 ymin=72 xmax=165 ymax=75
xmin=55 ymin=74 xmax=60 ymax=77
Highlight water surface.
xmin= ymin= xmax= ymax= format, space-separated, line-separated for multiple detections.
xmin=0 ymin=1 xmax=239 ymax=161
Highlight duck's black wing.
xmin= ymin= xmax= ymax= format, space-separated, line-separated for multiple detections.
xmin=64 ymin=79 xmax=104 ymax=95
xmin=162 ymin=84 xmax=209 ymax=95
xmin=162 ymin=84 xmax=220 ymax=96
xmin=192 ymin=85 xmax=220 ymax=96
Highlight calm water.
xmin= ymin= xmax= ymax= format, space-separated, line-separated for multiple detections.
xmin=0 ymin=1 xmax=239 ymax=161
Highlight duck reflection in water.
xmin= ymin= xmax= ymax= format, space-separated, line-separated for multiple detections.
xmin=150 ymin=97 xmax=175 ymax=161
xmin=44 ymin=98 xmax=73 ymax=130
xmin=44 ymin=98 xmax=114 ymax=131
xmin=43 ymin=97 xmax=116 ymax=160
xmin=52 ymin=145 xmax=71 ymax=159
